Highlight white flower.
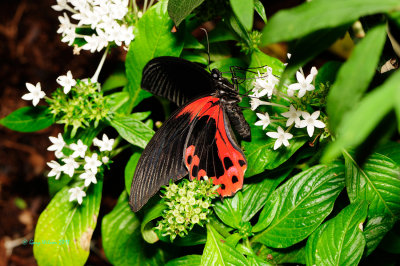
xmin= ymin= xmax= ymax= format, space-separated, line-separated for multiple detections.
xmin=57 ymin=13 xmax=73 ymax=35
xmin=266 ymin=126 xmax=293 ymax=150
xmin=52 ymin=0 xmax=69 ymax=11
xmin=56 ymin=70 xmax=77 ymax=94
xmin=281 ymin=105 xmax=302 ymax=127
xmin=69 ymin=187 xmax=86 ymax=204
xmin=48 ymin=133 xmax=65 ymax=152
xmin=288 ymin=71 xmax=315 ymax=98
xmin=310 ymin=66 xmax=318 ymax=77
xmin=61 ymin=27 xmax=76 ymax=45
xmin=70 ymin=139 xmax=88 ymax=158
xmin=55 ymin=150 xmax=65 ymax=159
xmin=80 ymin=170 xmax=97 ymax=186
xmin=82 ymin=28 xmax=108 ymax=52
xmin=21 ymin=82 xmax=45 ymax=106
xmin=299 ymin=111 xmax=326 ymax=137
xmin=255 ymin=112 xmax=271 ymax=130
xmin=84 ymin=153 xmax=102 ymax=173
xmin=250 ymin=98 xmax=269 ymax=111
xmin=47 ymin=160 xmax=62 ymax=180
xmin=62 ymin=157 xmax=80 ymax=177
xmin=93 ymin=134 xmax=114 ymax=152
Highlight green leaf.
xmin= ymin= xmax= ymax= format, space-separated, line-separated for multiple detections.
xmin=230 ymin=0 xmax=254 ymax=31
xmin=261 ymin=0 xmax=400 ymax=45
xmin=102 ymin=71 xmax=128 ymax=91
xmin=0 ymin=106 xmax=54 ymax=132
xmin=125 ymin=152 xmax=141 ymax=194
xmin=34 ymin=180 xmax=102 ymax=265
xmin=314 ymin=61 xmax=342 ymax=91
xmin=141 ymin=201 xmax=167 ymax=244
xmin=130 ymin=111 xmax=151 ymax=121
xmin=327 ymin=23 xmax=387 ymax=131
xmin=315 ymin=201 xmax=368 ymax=266
xmin=376 ymin=141 xmax=400 ymax=165
xmin=242 ymin=167 xmax=291 ymax=222
xmin=201 ymin=224 xmax=248 ymax=265
xmin=168 ymin=0 xmax=205 ymax=27
xmin=254 ymin=244 xmax=306 ymax=265
xmin=105 ymin=91 xmax=130 ymax=113
xmin=254 ymin=0 xmax=267 ymax=23
xmin=249 ymin=49 xmax=284 ymax=76
xmin=281 ymin=25 xmax=348 ymax=89
xmin=379 ymin=224 xmax=400 ymax=254
xmin=126 ymin=0 xmax=184 ymax=110
xmin=252 ymin=164 xmax=345 ymax=248
xmin=214 ymin=192 xmax=243 ymax=229
xmin=180 ymin=51 xmax=208 ymax=65
xmin=323 ymin=70 xmax=400 ymax=162
xmin=343 ymin=151 xmax=400 ymax=254
xmin=166 ymin=255 xmax=202 ymax=266
xmin=108 ymin=115 xmax=154 ymax=149
xmin=102 ymin=191 xmax=165 ymax=265
xmin=305 ymin=222 xmax=329 ymax=266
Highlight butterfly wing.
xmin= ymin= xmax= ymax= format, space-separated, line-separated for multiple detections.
xmin=180 ymin=96 xmax=247 ymax=196
xmin=129 ymin=96 xmax=247 ymax=211
xmin=141 ymin=56 xmax=215 ymax=106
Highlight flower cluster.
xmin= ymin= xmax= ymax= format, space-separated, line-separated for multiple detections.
xmin=46 ymin=133 xmax=114 ymax=204
xmin=155 ymin=178 xmax=218 ymax=241
xmin=48 ymin=76 xmax=110 ymax=137
xmin=52 ymin=0 xmax=135 ymax=52
xmin=250 ymin=55 xmax=327 ymax=150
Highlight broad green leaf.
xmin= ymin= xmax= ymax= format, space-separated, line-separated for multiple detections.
xmin=247 ymin=255 xmax=272 ymax=266
xmin=34 ymin=180 xmax=102 ymax=266
xmin=242 ymin=167 xmax=290 ymax=222
xmin=102 ymin=71 xmax=127 ymax=91
xmin=314 ymin=61 xmax=342 ymax=91
xmin=230 ymin=0 xmax=254 ymax=31
xmin=208 ymin=22 xmax=238 ymax=43
xmin=379 ymin=224 xmax=400 ymax=254
xmin=254 ymin=0 xmax=267 ymax=23
xmin=214 ymin=192 xmax=243 ymax=229
xmin=261 ymin=0 xmax=400 ymax=45
xmin=343 ymin=151 xmax=400 ymax=254
xmin=167 ymin=0 xmax=205 ymax=27
xmin=201 ymin=224 xmax=248 ymax=265
xmin=166 ymin=227 xmax=207 ymax=246
xmin=141 ymin=201 xmax=167 ymax=244
xmin=327 ymin=24 xmax=387 ymax=131
xmin=105 ymin=91 xmax=130 ymax=113
xmin=184 ymin=32 xmax=205 ymax=50
xmin=102 ymin=192 xmax=165 ymax=265
xmin=209 ymin=57 xmax=247 ymax=77
xmin=248 ymin=49 xmax=284 ymax=76
xmin=166 ymin=255 xmax=202 ymax=266
xmin=305 ymin=222 xmax=329 ymax=266
xmin=0 ymin=106 xmax=54 ymax=132
xmin=130 ymin=111 xmax=151 ymax=121
xmin=252 ymin=195 xmax=280 ymax=233
xmin=108 ymin=115 xmax=154 ymax=149
xmin=281 ymin=25 xmax=348 ymax=89
xmin=323 ymin=70 xmax=400 ymax=162
xmin=254 ymin=243 xmax=306 ymax=265
xmin=252 ymin=164 xmax=345 ymax=248
xmin=315 ymin=201 xmax=368 ymax=266
xmin=227 ymin=14 xmax=252 ymax=48
xmin=376 ymin=141 xmax=400 ymax=165
xmin=126 ymin=0 xmax=184 ymax=110
xmin=181 ymin=51 xmax=208 ymax=65
xmin=125 ymin=152 xmax=141 ymax=194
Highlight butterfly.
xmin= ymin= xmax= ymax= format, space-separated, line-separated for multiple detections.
xmin=129 ymin=56 xmax=251 ymax=212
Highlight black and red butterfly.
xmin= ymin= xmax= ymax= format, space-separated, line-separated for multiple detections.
xmin=129 ymin=56 xmax=251 ymax=212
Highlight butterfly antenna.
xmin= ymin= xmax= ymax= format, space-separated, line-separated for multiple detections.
xmin=200 ymin=28 xmax=211 ymax=72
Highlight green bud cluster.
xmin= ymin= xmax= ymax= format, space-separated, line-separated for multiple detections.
xmin=237 ymin=31 xmax=262 ymax=55
xmin=47 ymin=80 xmax=109 ymax=137
xmin=155 ymin=178 xmax=218 ymax=241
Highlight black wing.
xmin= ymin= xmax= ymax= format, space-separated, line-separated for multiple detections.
xmin=141 ymin=56 xmax=215 ymax=106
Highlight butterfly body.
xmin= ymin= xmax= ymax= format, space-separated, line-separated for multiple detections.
xmin=129 ymin=57 xmax=250 ymax=212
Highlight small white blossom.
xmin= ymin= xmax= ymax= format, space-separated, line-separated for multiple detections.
xmin=62 ymin=157 xmax=80 ymax=177
xmin=93 ymin=134 xmax=114 ymax=152
xmin=288 ymin=71 xmax=315 ymax=98
xmin=281 ymin=105 xmax=302 ymax=127
xmin=299 ymin=111 xmax=326 ymax=137
xmin=102 ymin=156 xmax=109 ymax=164
xmin=250 ymin=98 xmax=269 ymax=111
xmin=254 ymin=112 xmax=271 ymax=130
xmin=84 ymin=153 xmax=102 ymax=173
xmin=310 ymin=66 xmax=318 ymax=77
xmin=52 ymin=0 xmax=69 ymax=11
xmin=56 ymin=70 xmax=77 ymax=94
xmin=266 ymin=126 xmax=293 ymax=150
xmin=21 ymin=82 xmax=45 ymax=106
xmin=55 ymin=150 xmax=65 ymax=159
xmin=80 ymin=170 xmax=97 ymax=187
xmin=69 ymin=187 xmax=86 ymax=204
xmin=48 ymin=133 xmax=65 ymax=152
xmin=61 ymin=27 xmax=76 ymax=45
xmin=47 ymin=160 xmax=62 ymax=180
xmin=70 ymin=139 xmax=88 ymax=158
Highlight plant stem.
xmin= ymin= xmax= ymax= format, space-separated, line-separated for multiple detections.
xmin=91 ymin=46 xmax=109 ymax=84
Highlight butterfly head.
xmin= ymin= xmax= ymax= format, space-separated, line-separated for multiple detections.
xmin=211 ymin=68 xmax=241 ymax=102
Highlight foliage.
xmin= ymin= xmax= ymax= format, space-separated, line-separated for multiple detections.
xmin=1 ymin=0 xmax=400 ymax=265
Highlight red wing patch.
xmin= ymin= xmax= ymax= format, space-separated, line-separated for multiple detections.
xmin=177 ymin=96 xmax=247 ymax=197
